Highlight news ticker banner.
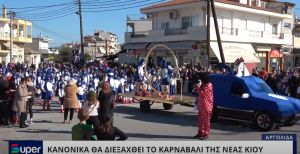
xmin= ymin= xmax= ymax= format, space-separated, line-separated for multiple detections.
xmin=8 ymin=134 xmax=297 ymax=154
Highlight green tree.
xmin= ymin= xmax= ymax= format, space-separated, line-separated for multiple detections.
xmin=84 ymin=53 xmax=92 ymax=62
xmin=58 ymin=46 xmax=74 ymax=63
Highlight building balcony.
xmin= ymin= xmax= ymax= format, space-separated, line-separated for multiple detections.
xmin=125 ymin=26 xmax=292 ymax=46
xmin=125 ymin=26 xmax=207 ymax=43
xmin=0 ymin=31 xmax=32 ymax=43
xmin=294 ymin=36 xmax=300 ymax=48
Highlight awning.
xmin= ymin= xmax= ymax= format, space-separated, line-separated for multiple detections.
xmin=269 ymin=49 xmax=283 ymax=58
xmin=148 ymin=41 xmax=196 ymax=50
xmin=210 ymin=42 xmax=260 ymax=63
xmin=123 ymin=43 xmax=149 ymax=50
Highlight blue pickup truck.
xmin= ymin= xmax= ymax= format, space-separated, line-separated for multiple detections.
xmin=210 ymin=74 xmax=300 ymax=131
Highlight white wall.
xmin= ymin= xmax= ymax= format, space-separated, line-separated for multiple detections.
xmin=153 ymin=7 xmax=205 ymax=30
xmin=151 ymin=5 xmax=289 ymax=36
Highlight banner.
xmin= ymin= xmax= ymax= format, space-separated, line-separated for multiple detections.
xmin=8 ymin=140 xmax=294 ymax=154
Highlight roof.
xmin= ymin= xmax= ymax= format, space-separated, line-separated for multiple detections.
xmin=24 ymin=47 xmax=40 ymax=55
xmin=141 ymin=0 xmax=293 ymax=14
xmin=141 ymin=0 xmax=201 ymax=10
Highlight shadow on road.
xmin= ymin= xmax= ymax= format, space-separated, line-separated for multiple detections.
xmin=33 ymin=120 xmax=63 ymax=124
xmin=115 ymin=105 xmax=198 ymax=127
xmin=115 ymin=105 xmax=258 ymax=134
xmin=127 ymin=133 xmax=194 ymax=139
xmin=16 ymin=129 xmax=71 ymax=134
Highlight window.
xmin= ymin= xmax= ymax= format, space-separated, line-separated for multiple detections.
xmin=19 ymin=25 xmax=24 ymax=37
xmin=182 ymin=16 xmax=191 ymax=29
xmin=161 ymin=22 xmax=169 ymax=29
xmin=26 ymin=25 xmax=31 ymax=38
xmin=284 ymin=22 xmax=291 ymax=29
xmin=191 ymin=15 xmax=200 ymax=26
xmin=230 ymin=81 xmax=246 ymax=96
xmin=272 ymin=24 xmax=277 ymax=34
xmin=182 ymin=15 xmax=200 ymax=29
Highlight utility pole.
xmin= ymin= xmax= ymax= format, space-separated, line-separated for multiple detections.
xmin=94 ymin=38 xmax=97 ymax=59
xmin=206 ymin=0 xmax=211 ymax=68
xmin=105 ymin=39 xmax=108 ymax=55
xmin=210 ymin=0 xmax=225 ymax=64
xmin=77 ymin=0 xmax=84 ymax=64
xmin=8 ymin=11 xmax=15 ymax=63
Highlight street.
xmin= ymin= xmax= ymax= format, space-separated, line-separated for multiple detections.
xmin=0 ymin=101 xmax=300 ymax=153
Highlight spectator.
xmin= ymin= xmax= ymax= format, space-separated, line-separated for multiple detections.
xmin=71 ymin=108 xmax=93 ymax=140
xmin=94 ymin=118 xmax=127 ymax=140
xmin=63 ymin=79 xmax=78 ymax=124
xmin=265 ymin=72 xmax=279 ymax=93
xmin=288 ymin=72 xmax=299 ymax=98
xmin=0 ymin=74 xmax=9 ymax=126
xmin=8 ymin=76 xmax=17 ymax=125
xmin=26 ymin=77 xmax=35 ymax=124
xmin=98 ymin=81 xmax=114 ymax=123
xmin=12 ymin=78 xmax=33 ymax=128
xmin=82 ymin=91 xmax=100 ymax=128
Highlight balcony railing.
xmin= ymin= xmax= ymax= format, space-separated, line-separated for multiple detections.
xmin=0 ymin=31 xmax=9 ymax=38
xmin=165 ymin=28 xmax=188 ymax=35
xmin=221 ymin=27 xmax=238 ymax=36
xmin=249 ymin=30 xmax=263 ymax=38
xmin=130 ymin=31 xmax=149 ymax=38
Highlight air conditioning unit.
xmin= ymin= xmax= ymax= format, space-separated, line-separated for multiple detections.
xmin=169 ymin=10 xmax=179 ymax=20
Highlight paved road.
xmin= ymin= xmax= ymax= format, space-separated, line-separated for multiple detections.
xmin=0 ymin=102 xmax=299 ymax=153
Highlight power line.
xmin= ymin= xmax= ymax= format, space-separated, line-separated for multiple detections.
xmin=32 ymin=23 xmax=77 ymax=41
xmin=16 ymin=11 xmax=75 ymax=22
xmin=6 ymin=1 xmax=74 ymax=10
xmin=17 ymin=7 xmax=77 ymax=19
xmin=15 ymin=4 xmax=77 ymax=16
xmin=12 ymin=0 xmax=166 ymax=22
xmin=83 ymin=0 xmax=166 ymax=12
xmin=81 ymin=0 xmax=153 ymax=9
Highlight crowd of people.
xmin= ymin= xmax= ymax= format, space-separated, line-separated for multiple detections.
xmin=252 ymin=68 xmax=300 ymax=99
xmin=0 ymin=59 xmax=299 ymax=140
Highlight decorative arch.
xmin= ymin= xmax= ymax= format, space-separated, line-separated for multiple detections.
xmin=144 ymin=44 xmax=180 ymax=78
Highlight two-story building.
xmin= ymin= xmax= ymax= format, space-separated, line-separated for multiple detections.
xmin=29 ymin=34 xmax=58 ymax=62
xmin=124 ymin=0 xmax=295 ymax=72
xmin=0 ymin=6 xmax=32 ymax=63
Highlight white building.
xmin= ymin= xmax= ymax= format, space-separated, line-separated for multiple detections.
xmin=293 ymin=19 xmax=300 ymax=68
xmin=84 ymin=30 xmax=120 ymax=58
xmin=124 ymin=0 xmax=295 ymax=72
xmin=29 ymin=34 xmax=58 ymax=62
xmin=24 ymin=47 xmax=41 ymax=66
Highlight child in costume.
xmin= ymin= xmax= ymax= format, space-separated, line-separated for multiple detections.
xmin=169 ymin=73 xmax=176 ymax=99
xmin=59 ymin=82 xmax=65 ymax=113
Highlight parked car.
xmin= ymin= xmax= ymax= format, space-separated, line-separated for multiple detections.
xmin=210 ymin=74 xmax=300 ymax=131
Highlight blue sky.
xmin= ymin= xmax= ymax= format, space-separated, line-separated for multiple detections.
xmin=2 ymin=0 xmax=300 ymax=47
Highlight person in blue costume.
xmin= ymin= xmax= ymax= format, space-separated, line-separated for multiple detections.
xmin=135 ymin=59 xmax=145 ymax=96
xmin=169 ymin=72 xmax=177 ymax=99
xmin=77 ymin=81 xmax=86 ymax=109
xmin=41 ymin=76 xmax=53 ymax=111
xmin=160 ymin=60 xmax=171 ymax=99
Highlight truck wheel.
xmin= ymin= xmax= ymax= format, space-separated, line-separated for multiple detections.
xmin=140 ymin=100 xmax=150 ymax=113
xmin=163 ymin=103 xmax=173 ymax=110
xmin=255 ymin=112 xmax=275 ymax=131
